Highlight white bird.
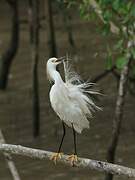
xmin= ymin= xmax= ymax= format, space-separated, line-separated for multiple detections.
xmin=46 ymin=57 xmax=101 ymax=165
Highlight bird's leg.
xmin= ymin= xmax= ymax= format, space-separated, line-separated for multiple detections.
xmin=68 ymin=124 xmax=78 ymax=166
xmin=50 ymin=121 xmax=65 ymax=164
xmin=58 ymin=122 xmax=66 ymax=153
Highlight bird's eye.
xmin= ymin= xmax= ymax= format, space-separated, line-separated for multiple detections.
xmin=52 ymin=59 xmax=56 ymax=63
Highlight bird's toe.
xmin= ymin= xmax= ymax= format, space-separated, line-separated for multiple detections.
xmin=50 ymin=152 xmax=63 ymax=164
xmin=68 ymin=154 xmax=78 ymax=166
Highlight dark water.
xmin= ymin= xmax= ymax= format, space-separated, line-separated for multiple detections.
xmin=0 ymin=1 xmax=135 ymax=180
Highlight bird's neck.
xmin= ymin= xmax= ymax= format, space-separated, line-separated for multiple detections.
xmin=50 ymin=69 xmax=63 ymax=84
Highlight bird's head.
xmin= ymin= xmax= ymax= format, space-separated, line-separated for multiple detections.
xmin=47 ymin=57 xmax=63 ymax=68
xmin=46 ymin=57 xmax=64 ymax=82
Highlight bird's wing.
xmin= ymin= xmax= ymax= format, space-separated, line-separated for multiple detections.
xmin=63 ymin=57 xmax=101 ymax=113
xmin=66 ymin=82 xmax=101 ymax=116
xmin=63 ymin=82 xmax=101 ymax=133
xmin=62 ymin=59 xmax=101 ymax=133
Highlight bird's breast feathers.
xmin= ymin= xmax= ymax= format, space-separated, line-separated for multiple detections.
xmin=49 ymin=83 xmax=90 ymax=133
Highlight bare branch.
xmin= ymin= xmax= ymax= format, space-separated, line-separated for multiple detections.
xmin=91 ymin=66 xmax=115 ymax=83
xmin=0 ymin=144 xmax=135 ymax=178
xmin=0 ymin=131 xmax=21 ymax=180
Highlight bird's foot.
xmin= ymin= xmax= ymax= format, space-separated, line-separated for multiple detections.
xmin=50 ymin=152 xmax=63 ymax=164
xmin=68 ymin=154 xmax=78 ymax=166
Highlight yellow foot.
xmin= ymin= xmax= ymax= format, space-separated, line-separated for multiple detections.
xmin=68 ymin=154 xmax=78 ymax=166
xmin=50 ymin=152 xmax=63 ymax=164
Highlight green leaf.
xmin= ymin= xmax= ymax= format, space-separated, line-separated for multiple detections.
xmin=127 ymin=2 xmax=132 ymax=11
xmin=105 ymin=46 xmax=113 ymax=70
xmin=116 ymin=56 xmax=128 ymax=69
xmin=119 ymin=7 xmax=128 ymax=15
xmin=105 ymin=53 xmax=113 ymax=70
xmin=112 ymin=0 xmax=120 ymax=11
xmin=79 ymin=4 xmax=85 ymax=17
xmin=99 ymin=0 xmax=111 ymax=6
xmin=102 ymin=23 xmax=110 ymax=36
xmin=114 ymin=39 xmax=123 ymax=50
xmin=131 ymin=48 xmax=135 ymax=59
xmin=122 ymin=14 xmax=131 ymax=24
xmin=131 ymin=4 xmax=135 ymax=17
xmin=103 ymin=10 xmax=113 ymax=22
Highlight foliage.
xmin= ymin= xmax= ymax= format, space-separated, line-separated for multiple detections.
xmin=115 ymin=56 xmax=128 ymax=69
xmin=66 ymin=0 xmax=135 ymax=93
xmin=105 ymin=46 xmax=113 ymax=70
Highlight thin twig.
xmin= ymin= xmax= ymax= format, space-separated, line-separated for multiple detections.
xmin=0 ymin=144 xmax=135 ymax=178
xmin=88 ymin=0 xmax=120 ymax=34
xmin=91 ymin=66 xmax=115 ymax=83
xmin=0 ymin=131 xmax=21 ymax=180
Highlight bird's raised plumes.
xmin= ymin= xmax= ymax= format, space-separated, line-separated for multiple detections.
xmin=47 ymin=57 xmax=101 ymax=134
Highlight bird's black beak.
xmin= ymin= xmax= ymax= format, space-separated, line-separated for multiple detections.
xmin=56 ymin=56 xmax=66 ymax=63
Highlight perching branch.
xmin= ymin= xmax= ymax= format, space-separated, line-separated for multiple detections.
xmin=0 ymin=144 xmax=135 ymax=178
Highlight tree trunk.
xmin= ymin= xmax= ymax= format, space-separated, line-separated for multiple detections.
xmin=59 ymin=2 xmax=76 ymax=52
xmin=28 ymin=0 xmax=40 ymax=137
xmin=105 ymin=51 xmax=132 ymax=180
xmin=0 ymin=0 xmax=19 ymax=90
xmin=45 ymin=0 xmax=57 ymax=57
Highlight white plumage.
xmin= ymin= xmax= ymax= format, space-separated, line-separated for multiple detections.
xmin=47 ymin=57 xmax=101 ymax=134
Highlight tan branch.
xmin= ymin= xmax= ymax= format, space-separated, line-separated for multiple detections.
xmin=0 ymin=131 xmax=21 ymax=180
xmin=0 ymin=144 xmax=135 ymax=178
xmin=88 ymin=0 xmax=120 ymax=34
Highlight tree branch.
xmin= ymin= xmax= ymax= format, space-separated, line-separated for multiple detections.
xmin=88 ymin=0 xmax=120 ymax=35
xmin=0 ymin=144 xmax=135 ymax=178
xmin=0 ymin=130 xmax=21 ymax=180
xmin=91 ymin=66 xmax=115 ymax=83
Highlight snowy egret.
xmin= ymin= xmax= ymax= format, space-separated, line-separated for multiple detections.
xmin=46 ymin=57 xmax=101 ymax=165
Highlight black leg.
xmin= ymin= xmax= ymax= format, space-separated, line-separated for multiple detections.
xmin=58 ymin=121 xmax=66 ymax=153
xmin=72 ymin=124 xmax=77 ymax=155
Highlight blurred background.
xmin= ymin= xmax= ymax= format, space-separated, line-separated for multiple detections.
xmin=0 ymin=0 xmax=135 ymax=180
